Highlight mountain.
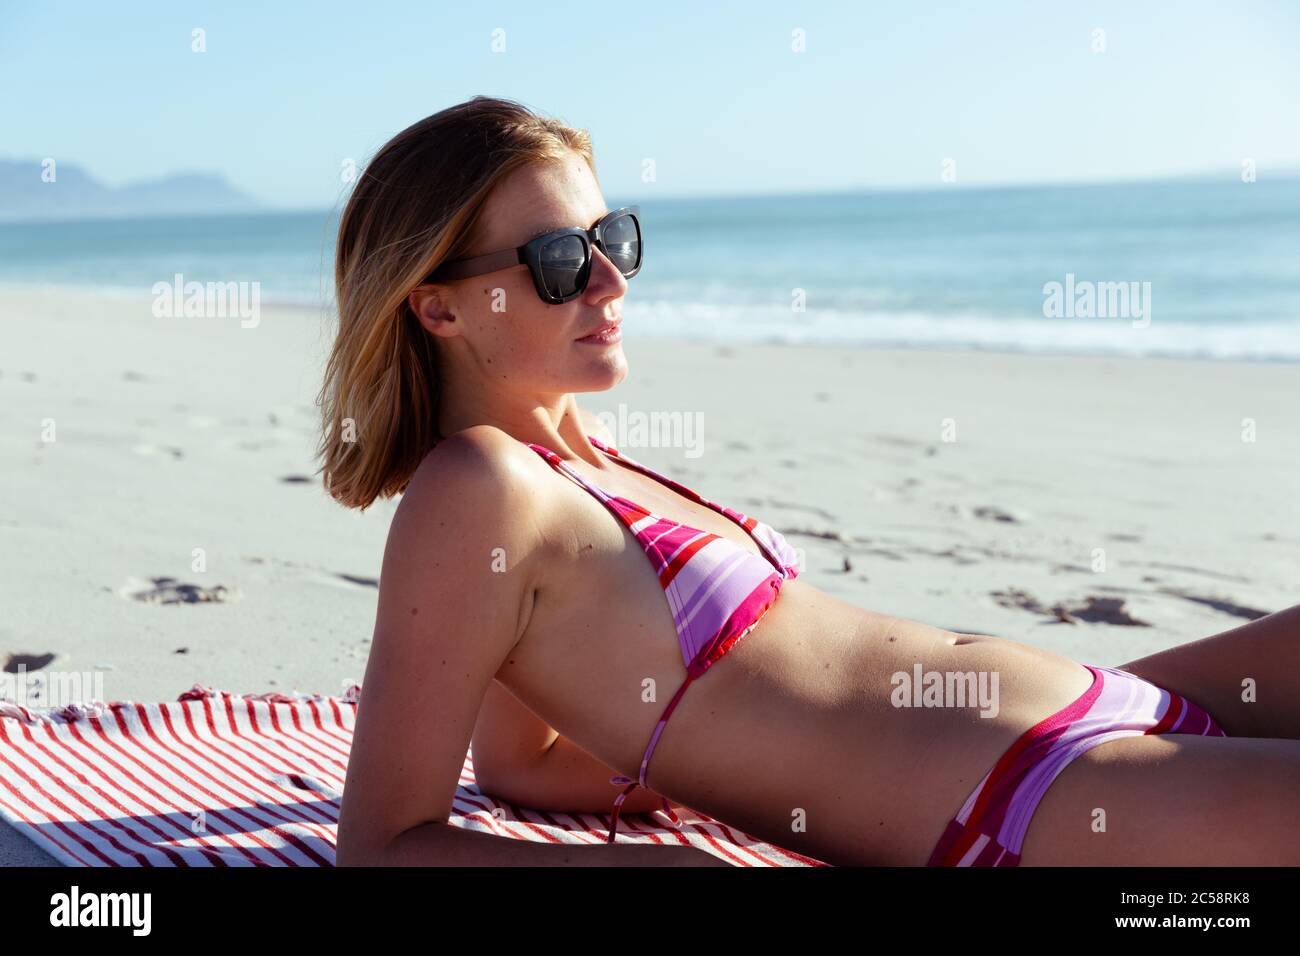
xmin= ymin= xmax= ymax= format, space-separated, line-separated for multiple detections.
xmin=0 ymin=159 xmax=264 ymax=223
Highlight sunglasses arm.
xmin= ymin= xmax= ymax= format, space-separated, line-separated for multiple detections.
xmin=426 ymin=247 xmax=525 ymax=283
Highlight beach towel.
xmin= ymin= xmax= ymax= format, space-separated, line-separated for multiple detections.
xmin=0 ymin=685 xmax=824 ymax=867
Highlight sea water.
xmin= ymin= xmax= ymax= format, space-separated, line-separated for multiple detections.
xmin=2 ymin=175 xmax=1296 ymax=360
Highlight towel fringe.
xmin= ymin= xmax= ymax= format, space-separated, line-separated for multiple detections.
xmin=0 ymin=681 xmax=363 ymax=725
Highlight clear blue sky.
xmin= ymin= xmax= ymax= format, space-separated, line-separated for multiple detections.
xmin=3 ymin=0 xmax=1298 ymax=208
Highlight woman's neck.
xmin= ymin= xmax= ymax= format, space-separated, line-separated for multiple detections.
xmin=437 ymin=393 xmax=604 ymax=468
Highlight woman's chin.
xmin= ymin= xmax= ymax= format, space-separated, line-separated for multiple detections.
xmin=574 ymin=348 xmax=628 ymax=390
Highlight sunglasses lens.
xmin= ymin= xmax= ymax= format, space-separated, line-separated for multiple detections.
xmin=602 ymin=213 xmax=641 ymax=275
xmin=539 ymin=234 xmax=588 ymax=299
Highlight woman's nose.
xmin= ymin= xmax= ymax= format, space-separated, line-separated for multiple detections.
xmin=586 ymin=245 xmax=630 ymax=298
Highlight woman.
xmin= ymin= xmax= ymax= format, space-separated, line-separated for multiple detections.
xmin=325 ymin=96 xmax=1300 ymax=867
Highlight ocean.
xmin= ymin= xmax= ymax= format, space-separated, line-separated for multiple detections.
xmin=3 ymin=176 xmax=1298 ymax=361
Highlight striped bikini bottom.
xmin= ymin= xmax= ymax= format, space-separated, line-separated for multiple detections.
xmin=927 ymin=663 xmax=1227 ymax=867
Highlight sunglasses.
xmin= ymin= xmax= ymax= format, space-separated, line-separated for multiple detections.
xmin=425 ymin=205 xmax=642 ymax=304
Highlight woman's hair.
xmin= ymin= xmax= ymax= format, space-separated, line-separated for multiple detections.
xmin=317 ymin=95 xmax=595 ymax=510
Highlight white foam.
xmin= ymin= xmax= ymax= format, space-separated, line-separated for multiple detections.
xmin=628 ymin=300 xmax=1300 ymax=361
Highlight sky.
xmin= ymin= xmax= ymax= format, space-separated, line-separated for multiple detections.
xmin=2 ymin=0 xmax=1299 ymax=209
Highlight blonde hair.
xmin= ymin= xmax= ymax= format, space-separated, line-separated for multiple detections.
xmin=317 ymin=96 xmax=595 ymax=509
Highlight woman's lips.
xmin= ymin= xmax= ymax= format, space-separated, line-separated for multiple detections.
xmin=576 ymin=321 xmax=622 ymax=344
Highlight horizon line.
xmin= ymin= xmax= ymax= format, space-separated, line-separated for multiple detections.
xmin=2 ymin=163 xmax=1297 ymax=229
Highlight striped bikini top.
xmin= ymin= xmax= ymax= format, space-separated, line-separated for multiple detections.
xmin=523 ymin=435 xmax=800 ymax=842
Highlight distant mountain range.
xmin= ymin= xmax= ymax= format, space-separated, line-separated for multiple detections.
xmin=0 ymin=159 xmax=263 ymax=223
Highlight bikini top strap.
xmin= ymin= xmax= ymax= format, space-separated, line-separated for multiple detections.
xmin=604 ymin=671 xmax=696 ymax=843
xmin=522 ymin=441 xmax=617 ymax=505
xmin=588 ymin=436 xmax=787 ymax=573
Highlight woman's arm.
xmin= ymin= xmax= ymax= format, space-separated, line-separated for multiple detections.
xmin=335 ymin=427 xmax=718 ymax=867
xmin=379 ymin=820 xmax=725 ymax=866
xmin=472 ymin=681 xmax=684 ymax=816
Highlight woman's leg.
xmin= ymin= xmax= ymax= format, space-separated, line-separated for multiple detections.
xmin=1117 ymin=603 xmax=1300 ymax=739
xmin=1020 ymin=733 xmax=1300 ymax=865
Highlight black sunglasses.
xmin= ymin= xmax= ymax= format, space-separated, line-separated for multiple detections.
xmin=425 ymin=205 xmax=642 ymax=304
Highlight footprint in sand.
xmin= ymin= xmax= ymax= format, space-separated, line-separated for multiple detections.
xmin=117 ymin=576 xmax=238 ymax=604
xmin=335 ymin=573 xmax=378 ymax=588
xmin=972 ymin=506 xmax=1026 ymax=524
xmin=871 ymin=433 xmax=927 ymax=449
xmin=1056 ymin=596 xmax=1151 ymax=626
xmin=991 ymin=589 xmax=1150 ymax=626
xmin=132 ymin=444 xmax=185 ymax=460
xmin=239 ymin=557 xmax=379 ymax=591
xmin=783 ymin=526 xmax=846 ymax=542
xmin=992 ymin=588 xmax=1056 ymax=616
xmin=4 ymin=652 xmax=58 ymax=674
xmin=1156 ymin=588 xmax=1270 ymax=621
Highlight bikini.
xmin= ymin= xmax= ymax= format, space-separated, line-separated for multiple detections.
xmin=523 ymin=435 xmax=801 ymax=842
xmin=523 ymin=435 xmax=1231 ymax=863
xmin=926 ymin=663 xmax=1228 ymax=866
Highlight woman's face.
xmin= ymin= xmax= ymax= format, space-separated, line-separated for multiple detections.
xmin=414 ymin=155 xmax=630 ymax=399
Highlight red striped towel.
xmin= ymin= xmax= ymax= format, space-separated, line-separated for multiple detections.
xmin=0 ymin=686 xmax=823 ymax=867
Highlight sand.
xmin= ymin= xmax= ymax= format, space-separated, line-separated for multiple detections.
xmin=2 ymin=284 xmax=1297 ymax=864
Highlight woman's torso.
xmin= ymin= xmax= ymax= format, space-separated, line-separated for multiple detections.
xmin=494 ymin=435 xmax=1094 ymax=865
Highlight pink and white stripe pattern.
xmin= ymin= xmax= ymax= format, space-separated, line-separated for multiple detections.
xmin=0 ymin=686 xmax=824 ymax=867
xmin=927 ymin=663 xmax=1228 ymax=867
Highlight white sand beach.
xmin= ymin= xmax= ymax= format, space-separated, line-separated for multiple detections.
xmin=2 ymin=284 xmax=1297 ymax=864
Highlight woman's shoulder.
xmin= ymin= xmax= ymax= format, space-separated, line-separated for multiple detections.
xmin=402 ymin=425 xmax=543 ymax=513
xmin=382 ymin=426 xmax=554 ymax=577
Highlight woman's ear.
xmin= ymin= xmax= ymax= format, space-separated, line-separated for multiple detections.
xmin=407 ymin=285 xmax=458 ymax=338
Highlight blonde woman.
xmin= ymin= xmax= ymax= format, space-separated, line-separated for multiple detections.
xmin=324 ymin=96 xmax=1300 ymax=867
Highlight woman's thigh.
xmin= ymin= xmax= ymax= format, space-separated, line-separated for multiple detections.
xmin=1119 ymin=603 xmax=1300 ymax=739
xmin=1018 ymin=733 xmax=1300 ymax=866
